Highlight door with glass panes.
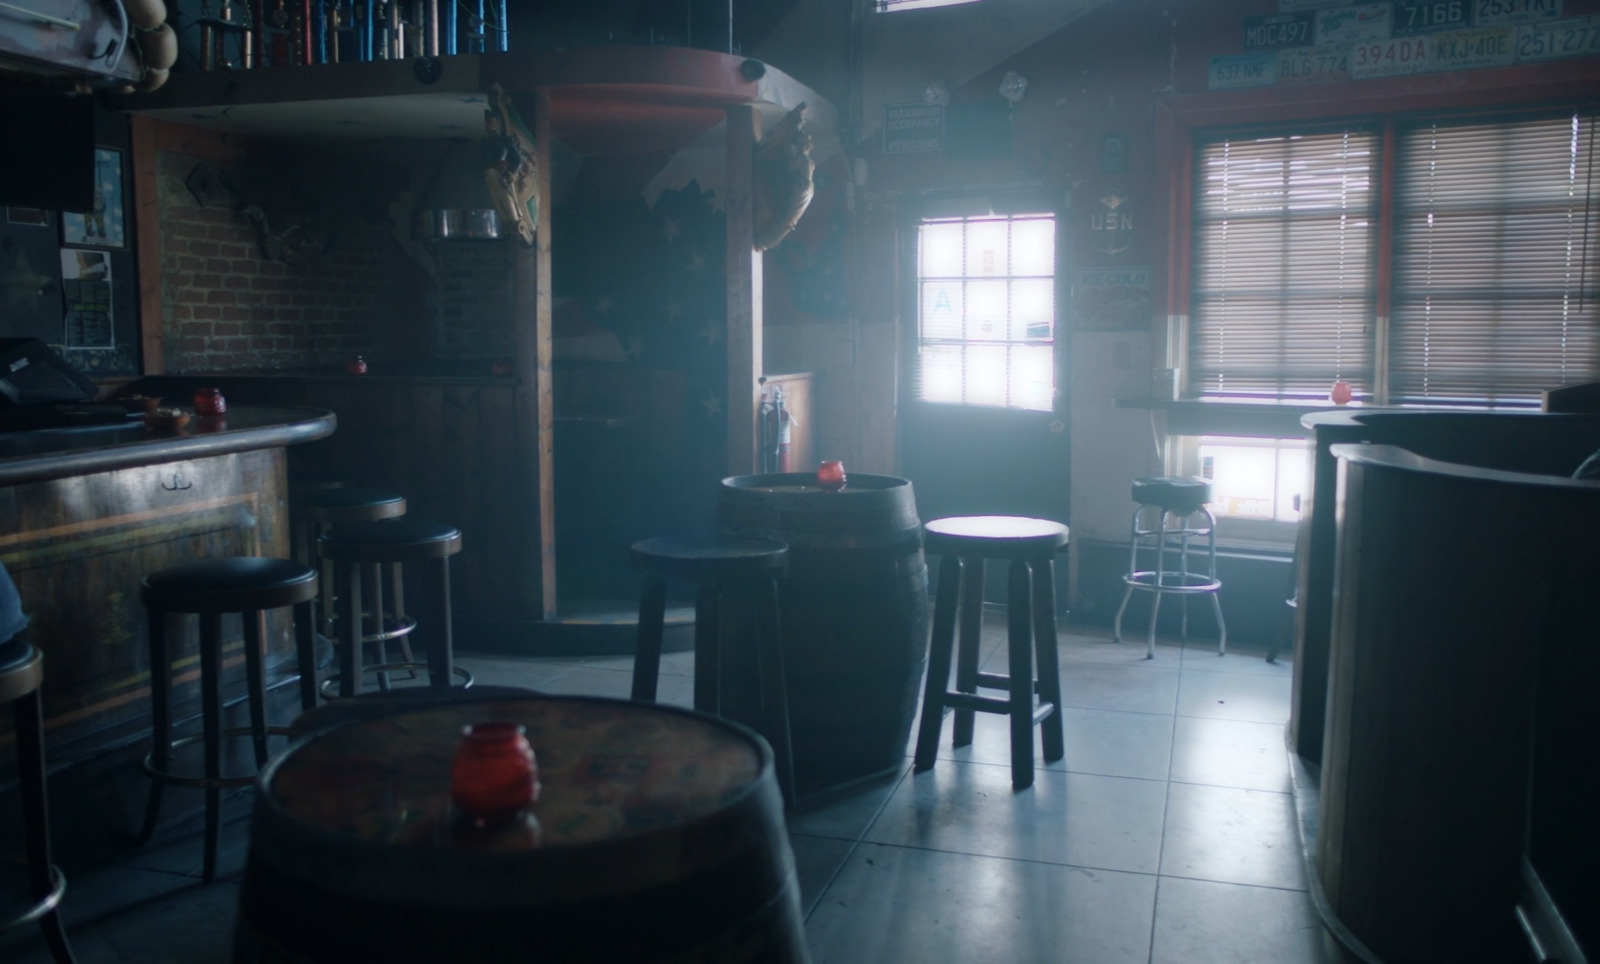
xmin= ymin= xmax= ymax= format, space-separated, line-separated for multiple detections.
xmin=899 ymin=203 xmax=1070 ymax=539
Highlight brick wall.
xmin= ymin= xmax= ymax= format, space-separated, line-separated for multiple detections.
xmin=433 ymin=242 xmax=514 ymax=362
xmin=156 ymin=148 xmax=429 ymax=372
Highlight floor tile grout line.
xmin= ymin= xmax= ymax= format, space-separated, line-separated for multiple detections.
xmin=798 ymin=764 xmax=911 ymax=925
xmin=1150 ymin=670 xmax=1182 ymax=964
xmin=841 ymin=837 xmax=1167 ymax=880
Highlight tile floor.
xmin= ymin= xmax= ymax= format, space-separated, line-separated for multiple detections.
xmin=3 ymin=615 xmax=1344 ymax=963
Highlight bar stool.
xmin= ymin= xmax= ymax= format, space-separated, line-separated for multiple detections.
xmin=913 ymin=516 xmax=1068 ymax=792
xmin=140 ymin=557 xmax=319 ymax=882
xmin=1 ymin=638 xmax=75 ymax=963
xmin=1112 ymin=476 xmax=1227 ymax=659
xmin=318 ymin=519 xmax=472 ymax=699
xmin=291 ymin=485 xmax=406 ymax=642
xmin=629 ymin=535 xmax=796 ymax=806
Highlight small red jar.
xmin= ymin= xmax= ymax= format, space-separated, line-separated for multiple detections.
xmin=346 ymin=355 xmax=368 ymax=375
xmin=817 ymin=460 xmax=847 ymax=491
xmin=193 ymin=387 xmax=226 ymax=417
xmin=451 ymin=722 xmax=540 ymax=825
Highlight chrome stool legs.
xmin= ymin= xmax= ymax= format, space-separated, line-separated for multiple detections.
xmin=1113 ymin=503 xmax=1227 ymax=659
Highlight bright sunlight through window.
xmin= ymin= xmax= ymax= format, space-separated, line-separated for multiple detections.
xmin=915 ymin=214 xmax=1056 ymax=412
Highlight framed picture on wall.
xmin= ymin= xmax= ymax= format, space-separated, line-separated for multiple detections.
xmin=60 ymin=148 xmax=125 ymax=249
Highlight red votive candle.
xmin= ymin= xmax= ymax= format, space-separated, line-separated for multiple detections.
xmin=193 ymin=387 xmax=226 ymax=417
xmin=451 ymin=722 xmax=540 ymax=825
xmin=817 ymin=460 xmax=847 ymax=491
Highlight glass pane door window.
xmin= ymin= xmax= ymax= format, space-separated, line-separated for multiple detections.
xmin=915 ymin=214 xmax=1056 ymax=412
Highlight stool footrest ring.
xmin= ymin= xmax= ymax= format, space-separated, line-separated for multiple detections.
xmin=1 ymin=863 xmax=66 ymax=930
xmin=1122 ymin=571 xmax=1223 ymax=593
xmin=318 ymin=663 xmax=474 ymax=699
xmin=143 ymin=726 xmax=293 ymax=789
xmin=358 ymin=615 xmax=417 ymax=645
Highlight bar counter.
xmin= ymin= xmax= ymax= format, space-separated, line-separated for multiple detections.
xmin=0 ymin=405 xmax=335 ymax=485
xmin=0 ymin=406 xmax=334 ymax=866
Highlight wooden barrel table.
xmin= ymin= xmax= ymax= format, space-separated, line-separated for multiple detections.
xmin=717 ymin=473 xmax=928 ymax=798
xmin=234 ymin=696 xmax=809 ymax=963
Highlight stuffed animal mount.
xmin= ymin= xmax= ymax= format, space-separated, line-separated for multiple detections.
xmin=752 ymin=104 xmax=815 ymax=253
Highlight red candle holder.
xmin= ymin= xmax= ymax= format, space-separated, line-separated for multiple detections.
xmin=193 ymin=387 xmax=226 ymax=417
xmin=1329 ymin=380 xmax=1353 ymax=405
xmin=817 ymin=460 xmax=847 ymax=491
xmin=451 ymin=722 xmax=540 ymax=826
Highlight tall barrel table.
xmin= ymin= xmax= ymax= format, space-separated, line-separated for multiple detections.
xmin=717 ymin=473 xmax=928 ymax=798
xmin=234 ymin=696 xmax=809 ymax=963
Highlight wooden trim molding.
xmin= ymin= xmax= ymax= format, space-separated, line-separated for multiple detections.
xmin=131 ymin=115 xmax=164 ymax=375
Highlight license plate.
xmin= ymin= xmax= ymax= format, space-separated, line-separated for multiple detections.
xmin=1277 ymin=45 xmax=1353 ymax=83
xmin=1516 ymin=15 xmax=1600 ymax=60
xmin=1207 ymin=53 xmax=1280 ymax=90
xmin=1393 ymin=0 xmax=1472 ymax=36
xmin=1426 ymin=26 xmax=1516 ymax=69
xmin=1244 ymin=12 xmax=1316 ymax=48
xmin=1317 ymin=3 xmax=1395 ymax=44
xmin=1351 ymin=36 xmax=1431 ymax=77
xmin=1474 ymin=0 xmax=1560 ymax=25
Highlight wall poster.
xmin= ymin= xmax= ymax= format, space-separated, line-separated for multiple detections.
xmin=60 ymin=249 xmax=114 ymax=349
xmin=60 ymin=148 xmax=125 ymax=249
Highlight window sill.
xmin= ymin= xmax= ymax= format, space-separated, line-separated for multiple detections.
xmin=1114 ymin=396 xmax=1386 ymax=438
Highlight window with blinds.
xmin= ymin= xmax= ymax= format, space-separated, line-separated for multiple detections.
xmin=1391 ymin=113 xmax=1600 ymax=406
xmin=1189 ymin=129 xmax=1378 ymax=400
xmin=914 ymin=214 xmax=1056 ymax=411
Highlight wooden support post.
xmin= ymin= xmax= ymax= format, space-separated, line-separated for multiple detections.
xmin=511 ymin=89 xmax=557 ymax=620
xmin=131 ymin=115 xmax=164 ymax=374
xmin=725 ymin=104 xmax=763 ymax=476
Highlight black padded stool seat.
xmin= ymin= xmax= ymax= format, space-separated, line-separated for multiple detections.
xmin=1130 ymin=476 xmax=1213 ymax=512
xmin=295 ymin=486 xmax=407 ymax=522
xmin=140 ymin=557 xmax=319 ymax=882
xmin=142 ymin=558 xmax=318 ymax=612
xmin=629 ymin=535 xmax=796 ymax=806
xmin=914 ymin=516 xmax=1068 ymax=792
xmin=320 ymin=519 xmax=462 ymax=562
xmin=1 ymin=641 xmax=75 ymax=963
xmin=318 ymin=519 xmax=469 ymax=699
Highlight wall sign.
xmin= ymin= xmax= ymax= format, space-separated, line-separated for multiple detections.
xmin=1244 ymin=12 xmax=1316 ymax=47
xmin=1072 ymin=267 xmax=1152 ymax=330
xmin=883 ymin=103 xmax=945 ymax=155
xmin=1089 ymin=188 xmax=1134 ymax=256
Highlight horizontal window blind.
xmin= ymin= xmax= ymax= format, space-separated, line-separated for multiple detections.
xmin=1391 ymin=113 xmax=1600 ymax=406
xmin=914 ymin=214 xmax=1056 ymax=411
xmin=1189 ymin=130 xmax=1378 ymax=399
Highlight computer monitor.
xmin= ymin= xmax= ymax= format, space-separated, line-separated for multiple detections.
xmin=0 ymin=338 xmax=100 ymax=406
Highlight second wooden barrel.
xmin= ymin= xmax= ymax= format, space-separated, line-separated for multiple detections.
xmin=234 ymin=696 xmax=808 ymax=963
xmin=717 ymin=472 xmax=928 ymax=798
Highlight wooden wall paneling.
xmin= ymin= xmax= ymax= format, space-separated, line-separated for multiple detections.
xmin=725 ymin=104 xmax=762 ymax=476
